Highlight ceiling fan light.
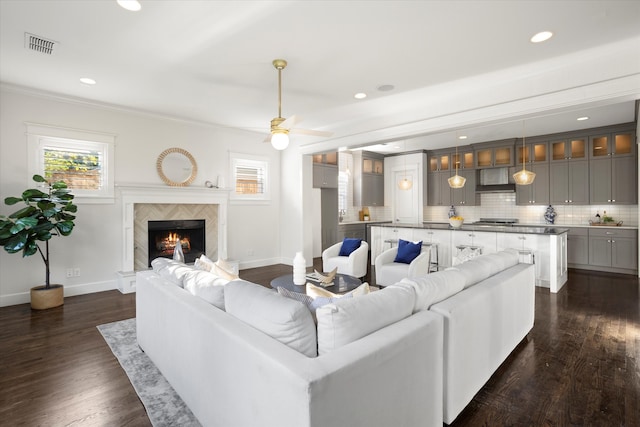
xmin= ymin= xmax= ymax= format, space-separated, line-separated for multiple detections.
xmin=271 ymin=131 xmax=289 ymax=150
xmin=448 ymin=174 xmax=466 ymax=188
xmin=398 ymin=178 xmax=413 ymax=190
xmin=513 ymin=169 xmax=536 ymax=185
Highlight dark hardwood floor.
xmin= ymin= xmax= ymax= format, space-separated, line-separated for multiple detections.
xmin=0 ymin=265 xmax=638 ymax=426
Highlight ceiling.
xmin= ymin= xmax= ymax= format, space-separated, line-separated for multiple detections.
xmin=1 ymin=1 xmax=639 ymax=154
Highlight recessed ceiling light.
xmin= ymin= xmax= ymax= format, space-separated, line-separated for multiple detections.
xmin=531 ymin=31 xmax=553 ymax=43
xmin=117 ymin=0 xmax=142 ymax=11
xmin=354 ymin=92 xmax=367 ymax=99
xmin=80 ymin=77 xmax=96 ymax=85
xmin=458 ymin=135 xmax=468 ymax=140
xmin=577 ymin=116 xmax=589 ymax=121
xmin=377 ymin=84 xmax=395 ymax=92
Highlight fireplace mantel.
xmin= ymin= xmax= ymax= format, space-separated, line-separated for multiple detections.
xmin=119 ymin=184 xmax=229 ymax=273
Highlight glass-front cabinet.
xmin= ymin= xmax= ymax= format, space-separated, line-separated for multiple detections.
xmin=452 ymin=150 xmax=475 ymax=170
xmin=475 ymin=142 xmax=514 ymax=168
xmin=589 ymin=130 xmax=635 ymax=158
xmin=550 ymin=137 xmax=586 ymax=162
xmin=516 ymin=140 xmax=549 ymax=164
xmin=429 ymin=152 xmax=450 ymax=172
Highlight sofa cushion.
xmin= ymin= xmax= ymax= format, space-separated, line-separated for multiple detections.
xmin=447 ymin=257 xmax=493 ymax=289
xmin=225 ymin=280 xmax=318 ymax=358
xmin=182 ymin=269 xmax=229 ymax=310
xmin=306 ymin=282 xmax=370 ymax=298
xmin=316 ymin=285 xmax=415 ymax=355
xmin=496 ymin=249 xmax=520 ymax=268
xmin=338 ymin=238 xmax=362 ymax=256
xmin=277 ymin=287 xmax=352 ymax=322
xmin=150 ymin=257 xmax=193 ymax=287
xmin=194 ymin=254 xmax=239 ymax=281
xmin=395 ymin=269 xmax=466 ymax=312
xmin=394 ymin=239 xmax=422 ymax=264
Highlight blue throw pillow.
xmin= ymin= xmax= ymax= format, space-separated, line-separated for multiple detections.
xmin=394 ymin=239 xmax=422 ymax=264
xmin=339 ymin=238 xmax=362 ymax=256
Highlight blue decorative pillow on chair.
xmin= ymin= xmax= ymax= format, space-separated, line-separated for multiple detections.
xmin=339 ymin=238 xmax=362 ymax=256
xmin=394 ymin=239 xmax=422 ymax=264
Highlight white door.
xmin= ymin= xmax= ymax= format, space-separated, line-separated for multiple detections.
xmin=393 ymin=168 xmax=420 ymax=224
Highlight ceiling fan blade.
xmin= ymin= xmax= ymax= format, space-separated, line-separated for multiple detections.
xmin=279 ymin=115 xmax=301 ymax=130
xmin=290 ymin=128 xmax=334 ymax=137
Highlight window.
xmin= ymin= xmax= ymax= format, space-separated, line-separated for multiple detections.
xmin=26 ymin=123 xmax=115 ymax=203
xmin=230 ymin=152 xmax=270 ymax=203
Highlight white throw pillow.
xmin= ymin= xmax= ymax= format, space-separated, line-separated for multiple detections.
xmin=182 ymin=269 xmax=228 ymax=310
xmin=151 ymin=257 xmax=193 ymax=287
xmin=225 ymin=280 xmax=317 ymax=358
xmin=396 ymin=269 xmax=465 ymax=313
xmin=315 ymin=285 xmax=415 ymax=356
xmin=195 ymin=254 xmax=239 ymax=281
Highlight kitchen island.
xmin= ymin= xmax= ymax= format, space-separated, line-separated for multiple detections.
xmin=370 ymin=222 xmax=569 ymax=293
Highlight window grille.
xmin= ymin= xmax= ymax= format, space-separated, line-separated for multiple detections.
xmin=26 ymin=123 xmax=115 ymax=202
xmin=230 ymin=153 xmax=270 ymax=202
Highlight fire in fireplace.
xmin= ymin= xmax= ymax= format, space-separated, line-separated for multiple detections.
xmin=148 ymin=219 xmax=205 ymax=266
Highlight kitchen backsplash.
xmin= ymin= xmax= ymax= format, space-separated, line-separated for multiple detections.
xmin=424 ymin=193 xmax=639 ymax=226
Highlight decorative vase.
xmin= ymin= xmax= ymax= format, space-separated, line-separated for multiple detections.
xmin=173 ymin=238 xmax=185 ymax=263
xmin=30 ymin=284 xmax=64 ymax=310
xmin=544 ymin=205 xmax=557 ymax=224
xmin=293 ymin=252 xmax=306 ymax=285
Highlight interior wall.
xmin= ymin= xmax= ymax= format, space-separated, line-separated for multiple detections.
xmin=0 ymin=87 xmax=281 ymax=305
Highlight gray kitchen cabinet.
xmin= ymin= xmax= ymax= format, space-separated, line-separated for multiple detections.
xmin=516 ymin=140 xmax=550 ymax=205
xmin=550 ymin=136 xmax=587 ymax=162
xmin=589 ymin=156 xmax=637 ymax=204
xmin=360 ymin=173 xmax=384 ymax=206
xmin=566 ymin=227 xmax=589 ymax=266
xmin=427 ymin=170 xmax=452 ymax=206
xmin=549 ymin=160 xmax=589 ymax=205
xmin=313 ymin=163 xmax=338 ymax=188
xmin=516 ymin=163 xmax=550 ymax=205
xmin=474 ymin=140 xmax=515 ymax=168
xmin=450 ymin=169 xmax=478 ymax=206
xmin=354 ymin=151 xmax=384 ymax=206
xmin=588 ymin=228 xmax=638 ymax=272
xmin=337 ymin=223 xmax=366 ymax=241
xmin=588 ymin=129 xmax=635 ymax=159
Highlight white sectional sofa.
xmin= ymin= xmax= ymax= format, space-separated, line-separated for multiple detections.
xmin=395 ymin=249 xmax=535 ymax=424
xmin=136 ymin=259 xmax=444 ymax=427
xmin=136 ymin=249 xmax=534 ymax=426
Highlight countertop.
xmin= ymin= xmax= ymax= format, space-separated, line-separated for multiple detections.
xmin=338 ymin=220 xmax=393 ymax=225
xmin=371 ymin=222 xmax=570 ymax=235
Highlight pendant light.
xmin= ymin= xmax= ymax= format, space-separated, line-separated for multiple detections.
xmin=398 ymin=142 xmax=413 ymax=190
xmin=513 ymin=121 xmax=536 ymax=185
xmin=448 ymin=144 xmax=466 ymax=188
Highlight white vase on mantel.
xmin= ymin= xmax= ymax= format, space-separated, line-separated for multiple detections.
xmin=293 ymin=252 xmax=306 ymax=285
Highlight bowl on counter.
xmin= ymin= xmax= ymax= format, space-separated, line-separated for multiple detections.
xmin=449 ymin=217 xmax=464 ymax=228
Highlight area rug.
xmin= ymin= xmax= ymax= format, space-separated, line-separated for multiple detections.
xmin=97 ymin=318 xmax=201 ymax=427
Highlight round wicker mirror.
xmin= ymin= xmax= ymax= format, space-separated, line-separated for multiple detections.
xmin=156 ymin=148 xmax=197 ymax=186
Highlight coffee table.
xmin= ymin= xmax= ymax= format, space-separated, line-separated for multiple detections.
xmin=270 ymin=273 xmax=361 ymax=294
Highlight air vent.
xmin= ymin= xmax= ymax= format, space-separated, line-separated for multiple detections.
xmin=25 ymin=33 xmax=57 ymax=55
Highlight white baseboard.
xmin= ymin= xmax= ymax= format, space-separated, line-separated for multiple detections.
xmin=0 ymin=279 xmax=117 ymax=307
xmin=238 ymin=257 xmax=283 ymax=270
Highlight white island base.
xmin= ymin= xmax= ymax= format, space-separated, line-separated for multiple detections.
xmin=370 ymin=225 xmax=568 ymax=293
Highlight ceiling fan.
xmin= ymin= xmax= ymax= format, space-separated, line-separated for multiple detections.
xmin=267 ymin=59 xmax=333 ymax=150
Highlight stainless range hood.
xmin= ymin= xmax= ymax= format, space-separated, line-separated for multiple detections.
xmin=475 ymin=168 xmax=516 ymax=193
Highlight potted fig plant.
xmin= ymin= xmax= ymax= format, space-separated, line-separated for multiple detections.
xmin=0 ymin=174 xmax=77 ymax=309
